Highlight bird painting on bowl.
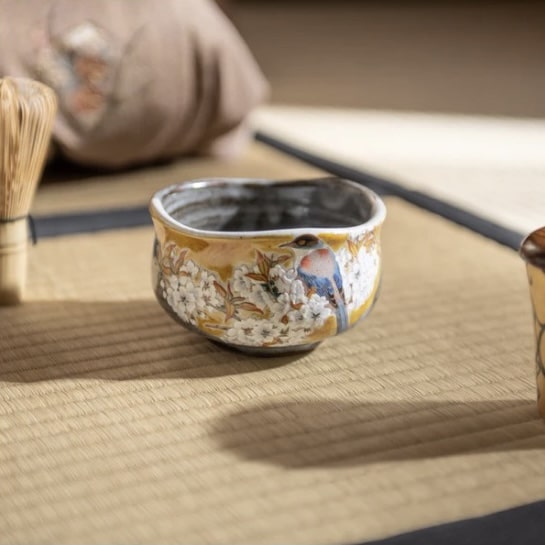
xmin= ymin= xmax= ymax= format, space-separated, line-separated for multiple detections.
xmin=280 ymin=234 xmax=348 ymax=333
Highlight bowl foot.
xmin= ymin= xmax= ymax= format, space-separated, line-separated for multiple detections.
xmin=214 ymin=340 xmax=321 ymax=357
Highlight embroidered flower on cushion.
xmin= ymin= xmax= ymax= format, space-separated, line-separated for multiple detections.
xmin=33 ymin=20 xmax=117 ymax=130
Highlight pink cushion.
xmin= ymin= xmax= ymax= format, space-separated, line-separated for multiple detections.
xmin=0 ymin=0 xmax=268 ymax=168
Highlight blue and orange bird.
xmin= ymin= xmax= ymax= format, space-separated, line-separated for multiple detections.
xmin=281 ymin=234 xmax=348 ymax=333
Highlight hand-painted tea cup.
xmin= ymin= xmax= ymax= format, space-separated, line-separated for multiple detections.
xmin=149 ymin=177 xmax=386 ymax=355
xmin=520 ymin=226 xmax=545 ymax=420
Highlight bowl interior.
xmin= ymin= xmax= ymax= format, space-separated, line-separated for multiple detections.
xmin=159 ymin=178 xmax=377 ymax=232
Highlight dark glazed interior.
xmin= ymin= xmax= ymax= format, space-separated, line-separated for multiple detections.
xmin=162 ymin=178 xmax=375 ymax=232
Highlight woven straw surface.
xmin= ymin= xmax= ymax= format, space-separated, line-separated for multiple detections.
xmin=34 ymin=142 xmax=323 ymax=215
xmin=1 ymin=195 xmax=543 ymax=544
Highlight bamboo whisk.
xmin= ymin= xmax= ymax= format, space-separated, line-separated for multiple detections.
xmin=0 ymin=77 xmax=57 ymax=305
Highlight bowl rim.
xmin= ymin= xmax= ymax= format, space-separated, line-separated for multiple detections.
xmin=149 ymin=176 xmax=387 ymax=238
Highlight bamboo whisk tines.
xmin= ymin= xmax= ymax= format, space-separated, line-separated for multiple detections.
xmin=0 ymin=77 xmax=57 ymax=305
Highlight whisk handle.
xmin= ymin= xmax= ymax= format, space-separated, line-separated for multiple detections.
xmin=0 ymin=218 xmax=28 ymax=305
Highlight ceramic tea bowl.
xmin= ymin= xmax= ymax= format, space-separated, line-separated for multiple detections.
xmin=149 ymin=177 xmax=386 ymax=355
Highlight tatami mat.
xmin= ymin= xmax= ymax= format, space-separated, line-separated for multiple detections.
xmin=33 ymin=141 xmax=323 ymax=216
xmin=1 ymin=197 xmax=543 ymax=544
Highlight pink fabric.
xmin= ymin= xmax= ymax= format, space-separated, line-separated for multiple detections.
xmin=0 ymin=0 xmax=268 ymax=168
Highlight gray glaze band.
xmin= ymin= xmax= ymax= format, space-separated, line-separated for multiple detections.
xmin=150 ymin=177 xmax=386 ymax=238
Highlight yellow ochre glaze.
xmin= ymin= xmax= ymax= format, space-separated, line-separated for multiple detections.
xmin=319 ymin=232 xmax=348 ymax=252
xmin=161 ymin=227 xmax=295 ymax=281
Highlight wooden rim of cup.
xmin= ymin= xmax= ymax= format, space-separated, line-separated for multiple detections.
xmin=520 ymin=227 xmax=545 ymax=269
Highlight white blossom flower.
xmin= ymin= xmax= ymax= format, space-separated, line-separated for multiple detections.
xmin=232 ymin=265 xmax=256 ymax=297
xmin=200 ymin=270 xmax=215 ymax=292
xmin=287 ymin=306 xmax=307 ymax=325
xmin=175 ymin=290 xmax=198 ymax=324
xmin=269 ymin=265 xmax=297 ymax=294
xmin=198 ymin=270 xmax=221 ymax=310
xmin=225 ymin=318 xmax=260 ymax=344
xmin=288 ymin=278 xmax=307 ymax=305
xmin=181 ymin=259 xmax=199 ymax=279
xmin=166 ymin=275 xmax=180 ymax=291
xmin=248 ymin=284 xmax=275 ymax=309
xmin=306 ymin=294 xmax=333 ymax=327
xmin=161 ymin=272 xmax=198 ymax=325
xmin=268 ymin=293 xmax=292 ymax=318
xmin=252 ymin=321 xmax=281 ymax=344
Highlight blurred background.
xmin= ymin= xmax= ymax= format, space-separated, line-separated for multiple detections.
xmin=1 ymin=0 xmax=543 ymax=235
xmin=227 ymin=0 xmax=545 ymax=117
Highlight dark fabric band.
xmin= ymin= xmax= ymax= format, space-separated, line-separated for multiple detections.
xmin=358 ymin=498 xmax=545 ymax=545
xmin=28 ymin=215 xmax=37 ymax=245
xmin=33 ymin=206 xmax=151 ymax=239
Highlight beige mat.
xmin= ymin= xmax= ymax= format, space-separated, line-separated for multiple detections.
xmin=251 ymin=106 xmax=545 ymax=235
xmin=1 ymin=198 xmax=544 ymax=544
xmin=33 ymin=141 xmax=323 ymax=215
